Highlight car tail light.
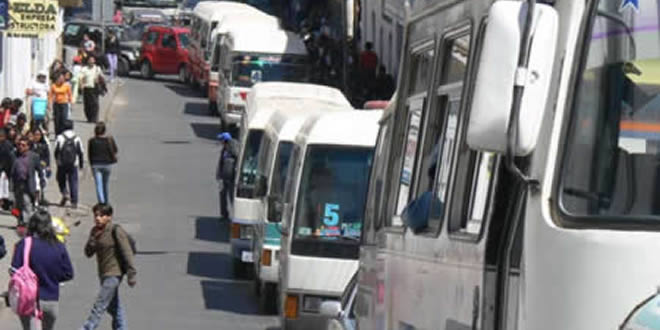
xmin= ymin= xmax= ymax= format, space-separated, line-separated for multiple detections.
xmin=261 ymin=249 xmax=271 ymax=266
xmin=239 ymin=91 xmax=248 ymax=100
xmin=285 ymin=295 xmax=298 ymax=319
xmin=231 ymin=223 xmax=240 ymax=239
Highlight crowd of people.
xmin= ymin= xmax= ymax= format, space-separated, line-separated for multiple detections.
xmin=0 ymin=52 xmax=132 ymax=329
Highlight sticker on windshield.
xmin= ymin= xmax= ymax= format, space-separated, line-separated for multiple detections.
xmin=341 ymin=223 xmax=362 ymax=237
xmin=320 ymin=227 xmax=340 ymax=237
xmin=620 ymin=0 xmax=639 ymax=12
xmin=250 ymin=70 xmax=263 ymax=84
xmin=298 ymin=227 xmax=312 ymax=236
xmin=323 ymin=203 xmax=340 ymax=226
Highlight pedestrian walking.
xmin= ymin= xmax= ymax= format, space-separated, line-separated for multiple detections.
xmin=88 ymin=122 xmax=118 ymax=205
xmin=11 ymin=210 xmax=74 ymax=330
xmin=216 ymin=132 xmax=238 ymax=220
xmin=80 ymin=57 xmax=103 ymax=123
xmin=48 ymin=73 xmax=72 ymax=136
xmin=25 ymin=71 xmax=50 ymax=133
xmin=359 ymin=42 xmax=379 ymax=80
xmin=31 ymin=129 xmax=51 ymax=205
xmin=0 ymin=129 xmax=14 ymax=210
xmin=11 ymin=136 xmax=44 ymax=226
xmin=71 ymin=57 xmax=84 ymax=104
xmin=105 ymin=31 xmax=120 ymax=82
xmin=81 ymin=204 xmax=136 ymax=330
xmin=48 ymin=60 xmax=66 ymax=84
xmin=54 ymin=120 xmax=84 ymax=209
xmin=112 ymin=3 xmax=123 ymax=24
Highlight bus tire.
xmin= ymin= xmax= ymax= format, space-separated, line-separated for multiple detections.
xmin=209 ymin=100 xmax=218 ymax=116
xmin=260 ymin=283 xmax=278 ymax=315
xmin=232 ymin=258 xmax=245 ymax=278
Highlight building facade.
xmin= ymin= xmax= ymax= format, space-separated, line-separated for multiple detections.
xmin=359 ymin=0 xmax=407 ymax=79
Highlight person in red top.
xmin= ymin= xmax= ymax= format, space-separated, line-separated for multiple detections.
xmin=360 ymin=42 xmax=379 ymax=78
xmin=0 ymin=98 xmax=13 ymax=129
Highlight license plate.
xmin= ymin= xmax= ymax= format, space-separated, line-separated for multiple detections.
xmin=241 ymin=251 xmax=253 ymax=263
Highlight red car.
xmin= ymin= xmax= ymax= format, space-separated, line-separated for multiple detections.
xmin=139 ymin=25 xmax=190 ymax=80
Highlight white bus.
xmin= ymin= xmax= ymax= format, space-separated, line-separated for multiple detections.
xmin=231 ymin=82 xmax=352 ymax=278
xmin=187 ymin=2 xmax=273 ymax=96
xmin=278 ymin=111 xmax=381 ymax=329
xmin=354 ymin=0 xmax=660 ymax=329
xmin=215 ymin=27 xmax=309 ymax=129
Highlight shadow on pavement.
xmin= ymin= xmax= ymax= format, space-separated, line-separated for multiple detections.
xmin=190 ymin=122 xmax=220 ymax=141
xmin=194 ymin=216 xmax=229 ymax=243
xmin=201 ymin=280 xmax=260 ymax=314
xmin=184 ymin=102 xmax=212 ymax=117
xmin=165 ymin=83 xmax=200 ymax=98
xmin=265 ymin=327 xmax=281 ymax=330
xmin=187 ymin=252 xmax=235 ymax=280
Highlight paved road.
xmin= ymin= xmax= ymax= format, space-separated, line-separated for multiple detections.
xmin=0 ymin=76 xmax=281 ymax=330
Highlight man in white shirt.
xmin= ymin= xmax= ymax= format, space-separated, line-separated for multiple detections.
xmin=27 ymin=71 xmax=49 ymax=99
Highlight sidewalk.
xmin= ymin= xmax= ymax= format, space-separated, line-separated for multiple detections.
xmin=0 ymin=80 xmax=122 ymax=319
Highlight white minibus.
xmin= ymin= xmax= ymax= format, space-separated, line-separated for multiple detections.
xmin=278 ymin=110 xmax=381 ymax=329
xmin=230 ymin=82 xmax=352 ymax=278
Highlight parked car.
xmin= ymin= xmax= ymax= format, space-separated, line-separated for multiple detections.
xmin=139 ymin=25 xmax=190 ymax=80
xmin=61 ymin=20 xmax=122 ymax=68
xmin=117 ymin=22 xmax=153 ymax=76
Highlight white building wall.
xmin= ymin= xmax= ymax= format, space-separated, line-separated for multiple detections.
xmin=0 ymin=9 xmax=63 ymax=100
xmin=360 ymin=0 xmax=406 ymax=78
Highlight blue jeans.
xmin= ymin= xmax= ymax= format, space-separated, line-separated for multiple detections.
xmin=92 ymin=165 xmax=112 ymax=204
xmin=81 ymin=276 xmax=126 ymax=330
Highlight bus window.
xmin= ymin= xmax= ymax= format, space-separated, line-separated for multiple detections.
xmin=401 ymin=30 xmax=472 ymax=235
xmin=560 ymin=0 xmax=660 ymax=223
xmin=392 ymin=46 xmax=435 ymax=226
xmin=364 ymin=121 xmax=391 ymax=244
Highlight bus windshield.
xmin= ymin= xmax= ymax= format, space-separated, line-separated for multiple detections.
xmin=237 ymin=129 xmax=264 ymax=198
xmin=121 ymin=0 xmax=178 ymax=8
xmin=293 ymin=146 xmax=373 ymax=246
xmin=270 ymin=142 xmax=294 ymax=199
xmin=232 ymin=54 xmax=308 ymax=88
xmin=561 ymin=0 xmax=660 ymax=221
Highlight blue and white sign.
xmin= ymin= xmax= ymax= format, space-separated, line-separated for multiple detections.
xmin=620 ymin=0 xmax=640 ymax=12
xmin=0 ymin=1 xmax=7 ymax=30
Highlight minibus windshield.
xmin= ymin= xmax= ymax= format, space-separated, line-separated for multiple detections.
xmin=270 ymin=142 xmax=294 ymax=199
xmin=121 ymin=0 xmax=178 ymax=8
xmin=293 ymin=146 xmax=373 ymax=251
xmin=237 ymin=129 xmax=264 ymax=198
xmin=232 ymin=54 xmax=308 ymax=87
xmin=561 ymin=0 xmax=660 ymax=221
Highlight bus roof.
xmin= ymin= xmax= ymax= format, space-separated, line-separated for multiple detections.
xmin=228 ymin=27 xmax=307 ymax=55
xmin=214 ymin=12 xmax=280 ymax=34
xmin=192 ymin=1 xmax=269 ymax=23
xmin=248 ymin=82 xmax=351 ymax=109
xmin=296 ymin=111 xmax=383 ymax=147
xmin=247 ymin=99 xmax=352 ymax=131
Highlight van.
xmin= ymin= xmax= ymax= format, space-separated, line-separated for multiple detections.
xmin=215 ymin=27 xmax=308 ymax=129
xmin=187 ymin=2 xmax=274 ymax=97
xmin=229 ymin=83 xmax=351 ymax=278
xmin=277 ymin=110 xmax=382 ymax=329
xmin=206 ymin=13 xmax=281 ymax=115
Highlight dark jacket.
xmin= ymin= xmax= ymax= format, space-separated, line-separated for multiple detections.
xmin=0 ymin=140 xmax=15 ymax=174
xmin=32 ymin=140 xmax=50 ymax=168
xmin=88 ymin=136 xmax=118 ymax=166
xmin=105 ymin=36 xmax=120 ymax=55
xmin=11 ymin=237 xmax=74 ymax=301
xmin=84 ymin=223 xmax=136 ymax=282
xmin=216 ymin=140 xmax=239 ymax=182
xmin=11 ymin=150 xmax=44 ymax=195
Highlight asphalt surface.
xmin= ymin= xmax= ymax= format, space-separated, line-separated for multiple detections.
xmin=0 ymin=76 xmax=281 ymax=330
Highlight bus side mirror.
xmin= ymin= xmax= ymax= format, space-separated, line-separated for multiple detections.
xmin=320 ymin=300 xmax=342 ymax=318
xmin=268 ymin=195 xmax=283 ymax=223
xmin=466 ymin=1 xmax=558 ymax=156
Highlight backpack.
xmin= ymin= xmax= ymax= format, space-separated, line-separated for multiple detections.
xmin=8 ymin=237 xmax=39 ymax=317
xmin=59 ymin=135 xmax=78 ymax=167
xmin=112 ymin=225 xmax=136 ymax=273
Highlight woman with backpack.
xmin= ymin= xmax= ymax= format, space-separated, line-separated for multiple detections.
xmin=88 ymin=122 xmax=118 ymax=205
xmin=10 ymin=210 xmax=74 ymax=330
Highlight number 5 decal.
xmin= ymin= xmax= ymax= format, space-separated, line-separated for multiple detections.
xmin=323 ymin=203 xmax=340 ymax=226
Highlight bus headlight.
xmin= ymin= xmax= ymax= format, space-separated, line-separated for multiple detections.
xmin=303 ymin=296 xmax=324 ymax=313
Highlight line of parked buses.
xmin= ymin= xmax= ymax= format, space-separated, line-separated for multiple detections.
xmin=98 ymin=0 xmax=660 ymax=329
